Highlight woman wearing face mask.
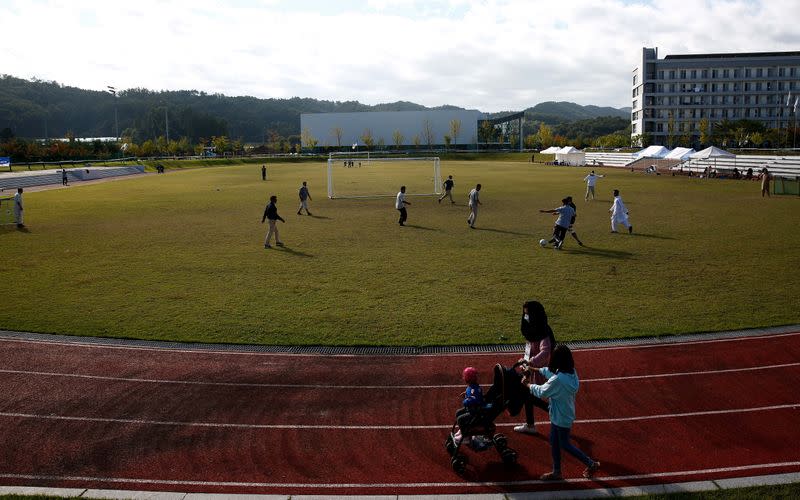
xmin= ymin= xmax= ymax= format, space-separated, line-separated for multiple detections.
xmin=514 ymin=300 xmax=554 ymax=435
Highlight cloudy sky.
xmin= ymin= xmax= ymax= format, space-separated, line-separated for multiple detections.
xmin=2 ymin=0 xmax=799 ymax=112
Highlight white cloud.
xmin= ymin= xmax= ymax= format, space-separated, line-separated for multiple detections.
xmin=1 ymin=0 xmax=799 ymax=111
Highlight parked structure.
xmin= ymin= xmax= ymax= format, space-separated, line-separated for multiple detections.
xmin=631 ymin=48 xmax=800 ymax=146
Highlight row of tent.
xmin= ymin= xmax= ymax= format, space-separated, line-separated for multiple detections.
xmin=630 ymin=145 xmax=736 ymax=161
xmin=540 ymin=145 xmax=736 ymax=165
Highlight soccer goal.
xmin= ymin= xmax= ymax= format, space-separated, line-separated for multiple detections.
xmin=326 ymin=156 xmax=441 ymax=199
xmin=0 ymin=197 xmax=15 ymax=225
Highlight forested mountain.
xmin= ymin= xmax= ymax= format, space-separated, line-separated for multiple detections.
xmin=0 ymin=75 xmax=629 ymax=143
xmin=525 ymin=101 xmax=630 ymax=124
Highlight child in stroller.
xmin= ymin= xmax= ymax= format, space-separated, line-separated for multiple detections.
xmin=444 ymin=362 xmax=531 ymax=474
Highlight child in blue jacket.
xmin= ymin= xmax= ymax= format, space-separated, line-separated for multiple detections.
xmin=453 ymin=366 xmax=484 ymax=445
xmin=527 ymin=344 xmax=600 ymax=480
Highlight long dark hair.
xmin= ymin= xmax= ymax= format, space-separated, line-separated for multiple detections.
xmin=521 ymin=300 xmax=555 ymax=345
xmin=548 ymin=344 xmax=575 ymax=374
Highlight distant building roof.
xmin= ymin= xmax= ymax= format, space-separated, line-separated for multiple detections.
xmin=664 ymin=51 xmax=800 ymax=60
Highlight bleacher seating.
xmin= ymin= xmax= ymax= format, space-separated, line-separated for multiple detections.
xmin=0 ymin=165 xmax=145 ymax=192
xmin=670 ymin=155 xmax=800 ymax=178
xmin=584 ymin=152 xmax=637 ymax=167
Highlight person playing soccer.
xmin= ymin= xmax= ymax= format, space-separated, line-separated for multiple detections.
xmin=583 ymin=170 xmax=604 ymax=201
xmin=396 ymin=185 xmax=411 ymax=226
xmin=439 ymin=175 xmax=455 ymax=204
xmin=261 ymin=195 xmax=285 ymax=248
xmin=609 ymin=189 xmax=632 ymax=234
xmin=564 ymin=196 xmax=584 ymax=246
xmin=467 ymin=183 xmax=481 ymax=228
xmin=526 ymin=344 xmax=600 ymax=480
xmin=297 ymin=181 xmax=312 ymax=215
xmin=539 ymin=198 xmax=575 ymax=250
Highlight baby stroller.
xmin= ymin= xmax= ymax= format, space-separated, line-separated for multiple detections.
xmin=444 ymin=362 xmax=530 ymax=474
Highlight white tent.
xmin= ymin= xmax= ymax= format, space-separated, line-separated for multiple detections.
xmin=690 ymin=146 xmax=736 ymax=176
xmin=689 ymin=146 xmax=735 ymax=159
xmin=665 ymin=147 xmax=696 ymax=161
xmin=540 ymin=146 xmax=560 ymax=154
xmin=555 ymin=146 xmax=586 ymax=166
xmin=634 ymin=145 xmax=670 ymax=159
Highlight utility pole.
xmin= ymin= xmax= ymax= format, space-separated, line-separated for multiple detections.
xmin=107 ymin=86 xmax=119 ymax=140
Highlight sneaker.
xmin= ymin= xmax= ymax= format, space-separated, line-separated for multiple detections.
xmin=513 ymin=424 xmax=538 ymax=435
xmin=438 ymin=198 xmax=442 ymax=204
xmin=610 ymin=230 xmax=618 ymax=233
xmin=276 ymin=242 xmax=284 ymax=247
xmin=297 ymin=211 xmax=302 ymax=215
xmin=555 ymin=240 xmax=563 ymax=250
xmin=628 ymin=225 xmax=633 ymax=234
xmin=264 ymin=244 xmax=271 ymax=249
xmin=540 ymin=471 xmax=563 ymax=481
xmin=470 ymin=225 xmax=475 ymax=229
xmin=583 ymin=461 xmax=600 ymax=478
xmin=307 ymin=212 xmax=312 ymax=216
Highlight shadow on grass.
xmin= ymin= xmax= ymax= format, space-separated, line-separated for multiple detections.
xmin=0 ymin=226 xmax=30 ymax=235
xmin=307 ymin=214 xmax=333 ymax=220
xmin=474 ymin=227 xmax=531 ymax=236
xmin=404 ymin=224 xmax=438 ymax=231
xmin=631 ymin=232 xmax=675 ymax=240
xmin=563 ymin=245 xmax=634 ymax=259
xmin=275 ymin=246 xmax=313 ymax=258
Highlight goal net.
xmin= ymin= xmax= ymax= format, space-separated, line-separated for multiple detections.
xmin=327 ymin=156 xmax=441 ymax=199
xmin=0 ymin=197 xmax=15 ymax=225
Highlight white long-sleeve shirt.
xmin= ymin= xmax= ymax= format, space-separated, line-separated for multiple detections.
xmin=610 ymin=196 xmax=627 ymax=216
xmin=584 ymin=173 xmax=602 ymax=187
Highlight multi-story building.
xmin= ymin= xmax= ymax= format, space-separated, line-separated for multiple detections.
xmin=631 ymin=47 xmax=800 ymax=146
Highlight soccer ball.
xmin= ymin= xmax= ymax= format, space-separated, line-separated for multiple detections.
xmin=539 ymin=239 xmax=548 ymax=247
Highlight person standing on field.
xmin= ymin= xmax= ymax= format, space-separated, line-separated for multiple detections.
xmin=297 ymin=181 xmax=312 ymax=215
xmin=609 ymin=189 xmax=632 ymax=234
xmin=439 ymin=175 xmax=455 ymax=204
xmin=261 ymin=164 xmax=267 ymax=181
xmin=62 ymin=169 xmax=69 ymax=186
xmin=13 ymin=187 xmax=24 ymax=228
xmin=261 ymin=195 xmax=285 ymax=248
xmin=583 ymin=170 xmax=603 ymax=201
xmin=467 ymin=183 xmax=482 ymax=228
xmin=396 ymin=185 xmax=411 ymax=226
xmin=760 ymin=167 xmax=771 ymax=197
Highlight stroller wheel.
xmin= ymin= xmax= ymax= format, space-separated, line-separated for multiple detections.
xmin=445 ymin=434 xmax=457 ymax=455
xmin=492 ymin=433 xmax=508 ymax=449
xmin=501 ymin=448 xmax=518 ymax=465
xmin=451 ymin=454 xmax=468 ymax=474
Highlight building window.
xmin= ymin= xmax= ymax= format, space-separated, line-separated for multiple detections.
xmin=669 ymin=70 xmax=676 ymax=79
xmin=779 ymin=67 xmax=785 ymax=77
xmin=658 ymin=70 xmax=664 ymax=79
xmin=702 ymin=69 xmax=708 ymax=78
xmin=745 ymin=68 xmax=751 ymax=77
xmin=723 ymin=69 xmax=729 ymax=78
xmin=680 ymin=70 xmax=686 ymax=79
xmin=791 ymin=67 xmax=797 ymax=77
xmin=712 ymin=69 xmax=718 ymax=78
xmin=733 ymin=69 xmax=740 ymax=78
xmin=633 ymin=74 xmax=638 ymax=86
xmin=691 ymin=69 xmax=697 ymax=78
xmin=756 ymin=68 xmax=763 ymax=77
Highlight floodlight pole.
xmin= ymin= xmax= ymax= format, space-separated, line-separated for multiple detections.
xmin=107 ymin=86 xmax=119 ymax=140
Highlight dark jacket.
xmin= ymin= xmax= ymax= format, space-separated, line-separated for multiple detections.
xmin=262 ymin=202 xmax=284 ymax=223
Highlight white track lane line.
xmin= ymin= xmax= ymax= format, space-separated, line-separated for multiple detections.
xmin=1 ymin=402 xmax=798 ymax=430
xmin=2 ymin=361 xmax=800 ymax=389
xmin=1 ymin=330 xmax=799 ymax=357
xmin=2 ymin=461 xmax=800 ymax=489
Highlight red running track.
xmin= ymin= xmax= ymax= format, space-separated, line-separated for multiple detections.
xmin=1 ymin=331 xmax=800 ymax=496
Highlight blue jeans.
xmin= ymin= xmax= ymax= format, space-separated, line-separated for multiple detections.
xmin=550 ymin=424 xmax=593 ymax=473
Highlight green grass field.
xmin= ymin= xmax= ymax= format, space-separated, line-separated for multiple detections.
xmin=1 ymin=158 xmax=798 ymax=346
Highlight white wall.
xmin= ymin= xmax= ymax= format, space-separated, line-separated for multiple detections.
xmin=301 ymin=109 xmax=482 ymax=148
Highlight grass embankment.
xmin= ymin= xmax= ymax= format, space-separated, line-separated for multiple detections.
xmin=1 ymin=160 xmax=798 ymax=346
